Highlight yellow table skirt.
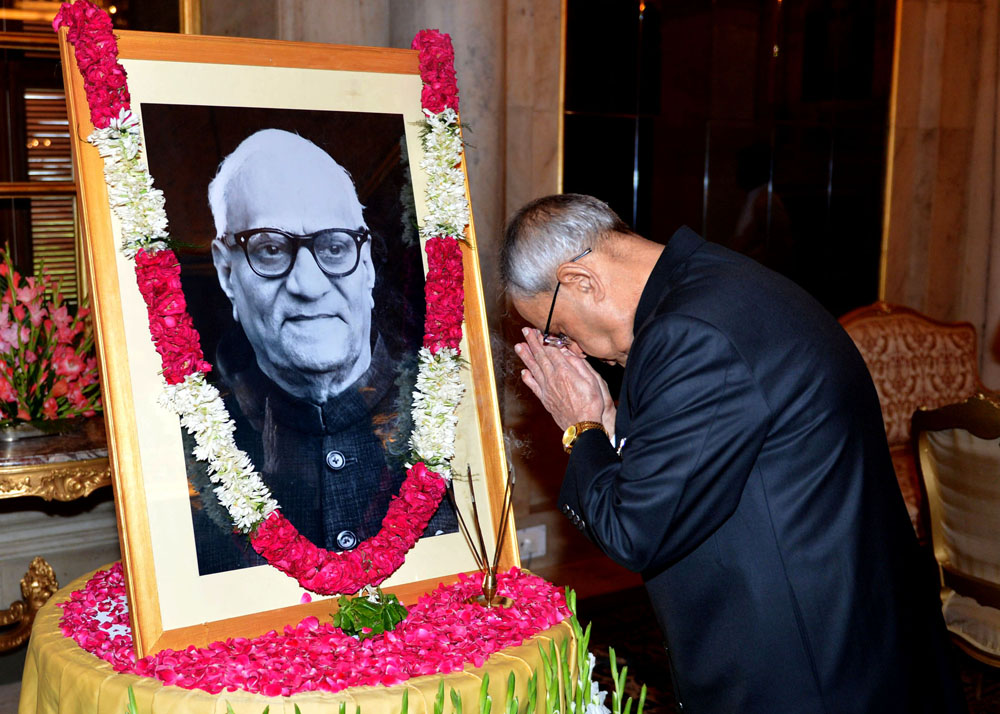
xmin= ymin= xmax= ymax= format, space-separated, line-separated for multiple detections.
xmin=19 ymin=571 xmax=577 ymax=714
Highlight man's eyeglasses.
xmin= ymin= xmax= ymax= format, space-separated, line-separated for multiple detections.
xmin=226 ymin=227 xmax=371 ymax=279
xmin=542 ymin=247 xmax=592 ymax=348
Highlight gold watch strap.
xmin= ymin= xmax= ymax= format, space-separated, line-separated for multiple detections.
xmin=562 ymin=421 xmax=607 ymax=454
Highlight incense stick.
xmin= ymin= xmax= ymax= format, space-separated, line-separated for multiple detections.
xmin=447 ymin=477 xmax=486 ymax=572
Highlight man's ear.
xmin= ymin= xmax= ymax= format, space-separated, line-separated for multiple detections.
xmin=555 ymin=260 xmax=605 ymax=303
xmin=211 ymin=240 xmax=240 ymax=323
xmin=362 ymin=243 xmax=376 ymax=309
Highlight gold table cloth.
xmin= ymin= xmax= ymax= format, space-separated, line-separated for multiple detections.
xmin=19 ymin=570 xmax=576 ymax=714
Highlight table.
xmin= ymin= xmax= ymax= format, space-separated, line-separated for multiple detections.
xmin=0 ymin=418 xmax=110 ymax=651
xmin=19 ymin=570 xmax=576 ymax=714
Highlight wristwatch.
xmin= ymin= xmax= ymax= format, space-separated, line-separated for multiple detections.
xmin=562 ymin=421 xmax=607 ymax=454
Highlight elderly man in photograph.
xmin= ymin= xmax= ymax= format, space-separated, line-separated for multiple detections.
xmin=189 ymin=128 xmax=452 ymax=574
xmin=506 ymin=194 xmax=966 ymax=713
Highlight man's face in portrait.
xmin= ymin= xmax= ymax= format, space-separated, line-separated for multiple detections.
xmin=212 ymin=132 xmax=375 ymax=398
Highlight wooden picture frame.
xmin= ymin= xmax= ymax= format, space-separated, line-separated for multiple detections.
xmin=59 ymin=29 xmax=517 ymax=657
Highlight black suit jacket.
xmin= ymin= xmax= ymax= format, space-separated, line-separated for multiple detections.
xmin=559 ymin=228 xmax=965 ymax=713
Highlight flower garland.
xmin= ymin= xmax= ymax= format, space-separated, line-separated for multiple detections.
xmin=55 ymin=2 xmax=470 ymax=595
xmin=60 ymin=563 xmax=570 ymax=696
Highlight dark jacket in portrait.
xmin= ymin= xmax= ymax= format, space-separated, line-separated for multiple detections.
xmin=188 ymin=328 xmax=456 ymax=575
xmin=559 ymin=228 xmax=966 ymax=713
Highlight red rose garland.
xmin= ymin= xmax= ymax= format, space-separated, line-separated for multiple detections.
xmin=53 ymin=1 xmax=129 ymax=129
xmin=411 ymin=29 xmax=459 ymax=115
xmin=423 ymin=236 xmax=465 ymax=353
xmin=56 ymin=2 xmax=468 ymax=596
xmin=134 ymin=249 xmax=211 ymax=384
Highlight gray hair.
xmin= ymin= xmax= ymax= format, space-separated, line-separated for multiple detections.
xmin=207 ymin=128 xmax=363 ymax=238
xmin=499 ymin=194 xmax=631 ymax=296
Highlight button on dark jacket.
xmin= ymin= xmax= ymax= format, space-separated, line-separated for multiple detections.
xmin=189 ymin=329 xmax=456 ymax=575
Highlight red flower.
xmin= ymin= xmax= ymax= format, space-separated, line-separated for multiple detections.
xmin=412 ymin=30 xmax=460 ymax=114
xmin=59 ymin=562 xmax=571 ymax=696
xmin=133 ymin=248 xmax=211 ymax=384
xmin=42 ymin=397 xmax=58 ymax=420
xmin=422 ymin=236 xmax=465 ymax=353
xmin=52 ymin=344 xmax=86 ymax=379
xmin=0 ymin=377 xmax=15 ymax=402
xmin=250 ymin=463 xmax=446 ymax=595
xmin=51 ymin=379 xmax=69 ymax=398
xmin=53 ymin=0 xmax=130 ymax=129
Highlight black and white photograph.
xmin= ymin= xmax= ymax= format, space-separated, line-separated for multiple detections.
xmin=140 ymin=104 xmax=457 ymax=575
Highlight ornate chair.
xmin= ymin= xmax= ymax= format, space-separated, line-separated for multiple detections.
xmin=912 ymin=391 xmax=1000 ymax=669
xmin=839 ymin=302 xmax=984 ymax=538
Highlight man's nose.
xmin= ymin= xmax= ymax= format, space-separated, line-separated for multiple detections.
xmin=284 ymin=246 xmax=331 ymax=298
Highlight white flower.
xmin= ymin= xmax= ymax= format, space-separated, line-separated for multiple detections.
xmin=417 ymin=109 xmax=469 ymax=241
xmin=409 ymin=347 xmax=465 ymax=478
xmin=160 ymin=374 xmax=276 ymax=531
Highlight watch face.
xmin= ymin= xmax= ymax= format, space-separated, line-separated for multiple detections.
xmin=562 ymin=424 xmax=578 ymax=448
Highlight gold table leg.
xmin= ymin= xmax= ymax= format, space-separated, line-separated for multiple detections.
xmin=0 ymin=557 xmax=59 ymax=651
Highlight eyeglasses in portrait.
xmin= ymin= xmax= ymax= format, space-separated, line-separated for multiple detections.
xmin=139 ymin=104 xmax=458 ymax=577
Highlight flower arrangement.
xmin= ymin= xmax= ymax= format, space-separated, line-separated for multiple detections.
xmin=62 ymin=564 xmax=644 ymax=714
xmin=54 ymin=0 xmax=474 ymax=596
xmin=0 ymin=247 xmax=101 ymax=427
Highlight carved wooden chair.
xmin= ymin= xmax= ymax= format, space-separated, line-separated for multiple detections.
xmin=840 ymin=302 xmax=984 ymax=539
xmin=912 ymin=391 xmax=1000 ymax=671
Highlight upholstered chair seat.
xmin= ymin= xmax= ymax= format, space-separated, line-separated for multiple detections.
xmin=913 ymin=392 xmax=1000 ymax=667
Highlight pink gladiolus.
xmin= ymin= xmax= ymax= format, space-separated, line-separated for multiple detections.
xmin=0 ymin=377 xmax=15 ymax=402
xmin=53 ymin=345 xmax=86 ymax=379
xmin=42 ymin=397 xmax=57 ymax=420
xmin=15 ymin=277 xmax=42 ymax=304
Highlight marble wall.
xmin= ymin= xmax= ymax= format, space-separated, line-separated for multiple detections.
xmin=883 ymin=0 xmax=1000 ymax=385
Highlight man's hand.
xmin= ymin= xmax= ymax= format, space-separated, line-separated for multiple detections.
xmin=514 ymin=327 xmax=616 ymax=433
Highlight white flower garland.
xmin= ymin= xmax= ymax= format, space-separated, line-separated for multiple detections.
xmin=419 ymin=108 xmax=470 ymax=240
xmin=88 ymin=103 xmax=470 ymax=535
xmin=409 ymin=347 xmax=465 ymax=476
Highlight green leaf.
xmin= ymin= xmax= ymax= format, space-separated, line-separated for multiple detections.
xmin=125 ymin=686 xmax=138 ymax=714
xmin=226 ymin=703 xmax=236 ymax=714
xmin=479 ymin=674 xmax=491 ymax=714
xmin=333 ymin=588 xmax=409 ymax=640
xmin=339 ymin=702 xmax=347 ymax=714
xmin=295 ymin=705 xmax=303 ymax=714
xmin=636 ymin=684 xmax=647 ymax=714
xmin=261 ymin=707 xmax=270 ymax=714
xmin=401 ymin=688 xmax=409 ymax=714
xmin=451 ymin=687 xmax=464 ymax=714
xmin=433 ymin=680 xmax=446 ymax=714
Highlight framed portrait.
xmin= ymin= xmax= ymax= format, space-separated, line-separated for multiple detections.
xmin=60 ymin=30 xmax=516 ymax=656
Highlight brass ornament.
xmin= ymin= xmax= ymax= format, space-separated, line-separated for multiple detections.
xmin=0 ymin=556 xmax=60 ymax=651
xmin=0 ymin=458 xmax=110 ymax=501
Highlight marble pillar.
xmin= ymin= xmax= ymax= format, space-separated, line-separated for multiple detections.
xmin=883 ymin=0 xmax=1000 ymax=385
xmin=276 ymin=0 xmax=390 ymax=46
xmin=201 ymin=0 xmax=277 ymax=39
xmin=389 ymin=1 xmax=507 ymax=328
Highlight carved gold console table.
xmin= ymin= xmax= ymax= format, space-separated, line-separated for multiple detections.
xmin=0 ymin=418 xmax=110 ymax=651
